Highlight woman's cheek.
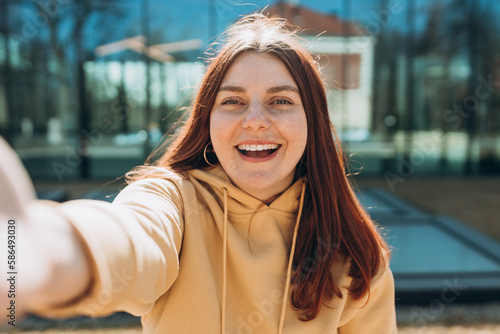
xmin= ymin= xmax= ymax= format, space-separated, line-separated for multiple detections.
xmin=211 ymin=111 xmax=237 ymax=145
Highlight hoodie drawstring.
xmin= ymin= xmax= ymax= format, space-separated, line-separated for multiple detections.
xmin=221 ymin=187 xmax=228 ymax=334
xmin=220 ymin=181 xmax=306 ymax=334
xmin=278 ymin=181 xmax=306 ymax=334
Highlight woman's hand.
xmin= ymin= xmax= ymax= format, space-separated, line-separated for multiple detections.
xmin=0 ymin=136 xmax=36 ymax=321
xmin=0 ymin=137 xmax=91 ymax=320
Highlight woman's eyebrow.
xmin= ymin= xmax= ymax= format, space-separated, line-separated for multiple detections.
xmin=218 ymin=85 xmax=246 ymax=93
xmin=218 ymin=85 xmax=299 ymax=94
xmin=266 ymin=85 xmax=300 ymax=94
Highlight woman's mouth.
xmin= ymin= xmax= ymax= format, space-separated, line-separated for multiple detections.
xmin=237 ymin=144 xmax=280 ymax=158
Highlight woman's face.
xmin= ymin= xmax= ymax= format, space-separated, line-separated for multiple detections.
xmin=210 ymin=52 xmax=308 ymax=202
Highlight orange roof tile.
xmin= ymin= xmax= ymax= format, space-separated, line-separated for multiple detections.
xmin=265 ymin=2 xmax=365 ymax=36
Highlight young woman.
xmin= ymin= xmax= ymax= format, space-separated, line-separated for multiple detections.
xmin=0 ymin=13 xmax=396 ymax=333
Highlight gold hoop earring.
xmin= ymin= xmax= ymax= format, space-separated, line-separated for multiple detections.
xmin=203 ymin=142 xmax=216 ymax=166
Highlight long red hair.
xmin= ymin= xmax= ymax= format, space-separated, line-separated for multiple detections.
xmin=129 ymin=13 xmax=389 ymax=321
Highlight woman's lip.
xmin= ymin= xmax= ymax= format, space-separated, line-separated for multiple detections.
xmin=236 ymin=145 xmax=280 ymax=162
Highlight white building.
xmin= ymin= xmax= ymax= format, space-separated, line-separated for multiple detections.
xmin=268 ymin=3 xmax=375 ymax=140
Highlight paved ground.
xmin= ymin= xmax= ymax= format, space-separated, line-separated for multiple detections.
xmin=399 ymin=325 xmax=500 ymax=333
xmin=6 ymin=302 xmax=500 ymax=332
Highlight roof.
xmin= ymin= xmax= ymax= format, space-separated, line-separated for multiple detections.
xmin=265 ymin=2 xmax=366 ymax=37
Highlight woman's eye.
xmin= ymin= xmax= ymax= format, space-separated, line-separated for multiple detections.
xmin=222 ymin=99 xmax=240 ymax=105
xmin=273 ymin=99 xmax=292 ymax=105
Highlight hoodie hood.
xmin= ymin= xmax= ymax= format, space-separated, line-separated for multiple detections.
xmin=187 ymin=165 xmax=306 ymax=215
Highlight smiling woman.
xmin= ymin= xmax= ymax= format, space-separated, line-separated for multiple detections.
xmin=210 ymin=52 xmax=307 ymax=201
xmin=0 ymin=12 xmax=396 ymax=334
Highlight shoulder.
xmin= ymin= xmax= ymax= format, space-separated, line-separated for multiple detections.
xmin=114 ymin=167 xmax=195 ymax=208
xmin=333 ymin=247 xmax=392 ymax=295
xmin=336 ymin=249 xmax=396 ymax=332
xmin=370 ymin=248 xmax=392 ymax=290
xmin=333 ymin=249 xmax=395 ymax=327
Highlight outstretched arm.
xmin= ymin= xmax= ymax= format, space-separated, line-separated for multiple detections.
xmin=0 ymin=137 xmax=91 ymax=312
xmin=1 ymin=137 xmax=185 ymax=319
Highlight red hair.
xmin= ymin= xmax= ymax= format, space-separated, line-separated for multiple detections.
xmin=129 ymin=13 xmax=389 ymax=321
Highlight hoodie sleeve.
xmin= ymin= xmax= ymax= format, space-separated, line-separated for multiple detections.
xmin=33 ymin=177 xmax=185 ymax=318
xmin=338 ymin=261 xmax=397 ymax=334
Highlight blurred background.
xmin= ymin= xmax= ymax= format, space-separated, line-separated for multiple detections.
xmin=1 ymin=0 xmax=500 ymax=332
xmin=1 ymin=0 xmax=499 ymax=180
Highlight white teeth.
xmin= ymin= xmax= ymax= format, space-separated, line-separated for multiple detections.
xmin=237 ymin=144 xmax=279 ymax=151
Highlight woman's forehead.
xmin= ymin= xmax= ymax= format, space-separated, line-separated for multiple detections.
xmin=221 ymin=52 xmax=298 ymax=89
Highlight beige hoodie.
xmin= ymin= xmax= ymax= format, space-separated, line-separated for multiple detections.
xmin=35 ymin=166 xmax=397 ymax=333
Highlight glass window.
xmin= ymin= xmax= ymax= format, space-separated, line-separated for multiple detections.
xmin=1 ymin=0 xmax=498 ymax=180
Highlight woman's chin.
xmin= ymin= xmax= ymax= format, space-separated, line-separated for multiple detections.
xmin=232 ymin=172 xmax=294 ymax=201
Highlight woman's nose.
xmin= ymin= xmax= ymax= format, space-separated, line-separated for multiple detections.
xmin=241 ymin=102 xmax=270 ymax=130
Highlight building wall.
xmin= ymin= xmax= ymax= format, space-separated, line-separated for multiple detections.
xmin=306 ymin=36 xmax=375 ymax=136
